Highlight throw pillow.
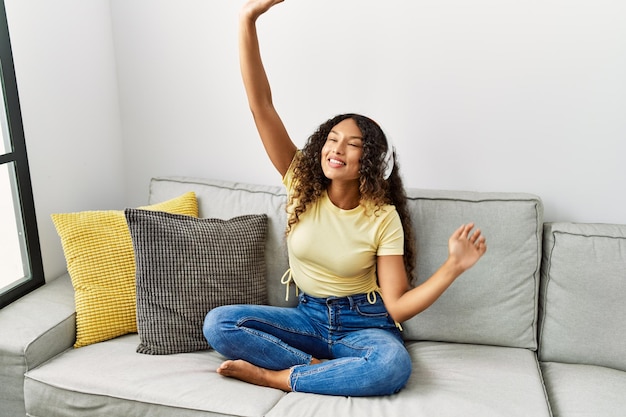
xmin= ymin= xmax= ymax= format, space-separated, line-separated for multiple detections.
xmin=51 ymin=192 xmax=198 ymax=348
xmin=125 ymin=209 xmax=268 ymax=355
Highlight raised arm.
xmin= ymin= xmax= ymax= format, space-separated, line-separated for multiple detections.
xmin=239 ymin=0 xmax=297 ymax=177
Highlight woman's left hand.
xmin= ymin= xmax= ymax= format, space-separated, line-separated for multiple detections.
xmin=447 ymin=223 xmax=487 ymax=273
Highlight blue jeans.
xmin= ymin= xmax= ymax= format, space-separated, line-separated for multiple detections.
xmin=203 ymin=293 xmax=412 ymax=397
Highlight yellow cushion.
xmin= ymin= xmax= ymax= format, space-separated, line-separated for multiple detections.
xmin=51 ymin=192 xmax=198 ymax=348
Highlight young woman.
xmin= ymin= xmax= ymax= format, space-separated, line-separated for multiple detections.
xmin=203 ymin=0 xmax=487 ymax=397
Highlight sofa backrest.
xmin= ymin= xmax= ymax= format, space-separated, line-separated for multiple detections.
xmin=539 ymin=222 xmax=626 ymax=372
xmin=149 ymin=177 xmax=543 ymax=350
xmin=400 ymin=189 xmax=543 ymax=350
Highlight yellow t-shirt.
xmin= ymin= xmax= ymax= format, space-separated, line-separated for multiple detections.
xmin=282 ymin=152 xmax=404 ymax=298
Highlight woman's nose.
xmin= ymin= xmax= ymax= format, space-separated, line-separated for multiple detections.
xmin=332 ymin=143 xmax=345 ymax=154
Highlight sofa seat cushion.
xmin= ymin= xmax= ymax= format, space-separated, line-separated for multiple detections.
xmin=541 ymin=362 xmax=626 ymax=417
xmin=266 ymin=342 xmax=551 ymax=417
xmin=24 ymin=334 xmax=285 ymax=417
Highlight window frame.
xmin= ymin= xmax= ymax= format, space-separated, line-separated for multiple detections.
xmin=0 ymin=0 xmax=44 ymax=308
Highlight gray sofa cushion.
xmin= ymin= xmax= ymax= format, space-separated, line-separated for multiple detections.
xmin=541 ymin=362 xmax=626 ymax=417
xmin=125 ymin=209 xmax=268 ymax=355
xmin=267 ymin=341 xmax=551 ymax=417
xmin=539 ymin=222 xmax=626 ymax=371
xmin=24 ymin=334 xmax=286 ymax=417
xmin=401 ymin=190 xmax=543 ymax=349
xmin=24 ymin=336 xmax=552 ymax=417
xmin=149 ymin=177 xmax=294 ymax=307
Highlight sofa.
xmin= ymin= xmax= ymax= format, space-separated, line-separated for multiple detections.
xmin=1 ymin=175 xmax=625 ymax=417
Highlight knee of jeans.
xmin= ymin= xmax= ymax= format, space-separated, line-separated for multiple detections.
xmin=374 ymin=346 xmax=412 ymax=395
xmin=392 ymin=349 xmax=413 ymax=392
xmin=203 ymin=306 xmax=234 ymax=349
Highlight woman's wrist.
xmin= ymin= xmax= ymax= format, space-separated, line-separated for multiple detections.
xmin=442 ymin=256 xmax=466 ymax=279
xmin=240 ymin=2 xmax=268 ymax=23
xmin=239 ymin=10 xmax=258 ymax=24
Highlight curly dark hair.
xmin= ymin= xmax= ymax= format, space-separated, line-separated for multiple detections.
xmin=287 ymin=113 xmax=416 ymax=282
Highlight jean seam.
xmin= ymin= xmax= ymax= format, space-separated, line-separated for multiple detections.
xmin=236 ymin=316 xmax=328 ymax=363
xmin=236 ymin=316 xmax=318 ymax=338
xmin=241 ymin=327 xmax=312 ymax=363
xmin=335 ymin=340 xmax=373 ymax=361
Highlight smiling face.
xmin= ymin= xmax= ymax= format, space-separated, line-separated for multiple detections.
xmin=320 ymin=118 xmax=364 ymax=183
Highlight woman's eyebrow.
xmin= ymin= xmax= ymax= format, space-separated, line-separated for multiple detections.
xmin=329 ymin=130 xmax=363 ymax=140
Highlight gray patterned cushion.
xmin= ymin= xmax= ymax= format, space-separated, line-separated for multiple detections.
xmin=124 ymin=209 xmax=268 ymax=355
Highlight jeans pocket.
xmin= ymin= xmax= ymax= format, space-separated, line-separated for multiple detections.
xmin=354 ymin=300 xmax=389 ymax=318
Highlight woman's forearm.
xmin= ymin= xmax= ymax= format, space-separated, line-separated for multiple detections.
xmin=386 ymin=258 xmax=464 ymax=323
xmin=238 ymin=12 xmax=273 ymax=113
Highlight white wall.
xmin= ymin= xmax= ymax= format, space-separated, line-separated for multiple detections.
xmin=5 ymin=0 xmax=126 ymax=280
xmin=111 ymin=0 xmax=626 ymax=224
xmin=5 ymin=0 xmax=626 ymax=280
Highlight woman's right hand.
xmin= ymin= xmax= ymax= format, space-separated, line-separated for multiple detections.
xmin=241 ymin=0 xmax=285 ymax=21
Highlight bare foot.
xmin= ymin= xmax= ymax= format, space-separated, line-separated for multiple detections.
xmin=217 ymin=360 xmax=292 ymax=392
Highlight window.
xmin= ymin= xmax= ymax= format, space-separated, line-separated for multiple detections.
xmin=0 ymin=0 xmax=44 ymax=308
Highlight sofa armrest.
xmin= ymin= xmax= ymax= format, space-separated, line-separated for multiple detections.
xmin=0 ymin=273 xmax=75 ymax=416
xmin=0 ymin=273 xmax=76 ymax=366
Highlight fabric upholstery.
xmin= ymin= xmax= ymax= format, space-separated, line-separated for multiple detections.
xmin=267 ymin=342 xmax=551 ymax=417
xmin=400 ymin=189 xmax=543 ymax=349
xmin=541 ymin=362 xmax=626 ymax=417
xmin=126 ymin=209 xmax=268 ymax=354
xmin=24 ymin=334 xmax=285 ymax=417
xmin=0 ymin=274 xmax=75 ymax=417
xmin=24 ymin=337 xmax=552 ymax=417
xmin=539 ymin=222 xmax=626 ymax=371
